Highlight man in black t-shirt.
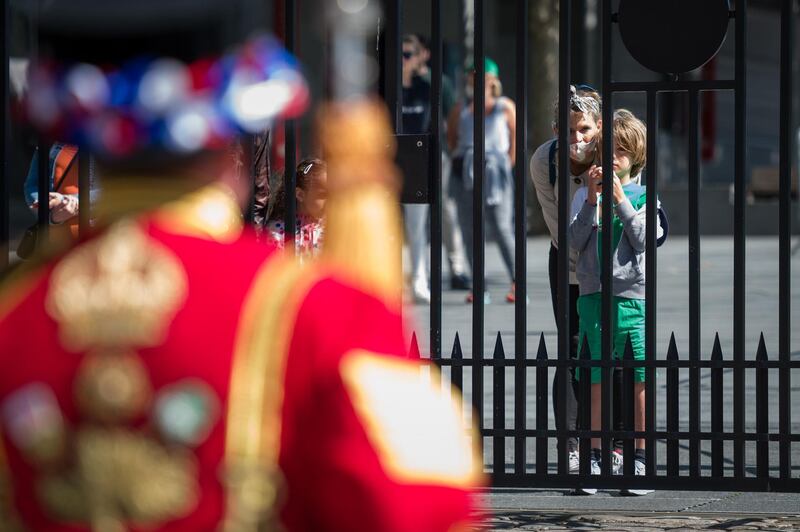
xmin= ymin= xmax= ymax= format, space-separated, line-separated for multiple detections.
xmin=402 ymin=59 xmax=431 ymax=134
xmin=401 ymin=35 xmax=471 ymax=300
xmin=401 ymin=35 xmax=433 ymax=303
xmin=408 ymin=35 xmax=470 ymax=291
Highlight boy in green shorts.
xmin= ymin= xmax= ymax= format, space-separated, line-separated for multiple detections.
xmin=568 ymin=109 xmax=662 ymax=495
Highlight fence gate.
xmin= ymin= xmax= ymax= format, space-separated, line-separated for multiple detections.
xmin=380 ymin=0 xmax=799 ymax=492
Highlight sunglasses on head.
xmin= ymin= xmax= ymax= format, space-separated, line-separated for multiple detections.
xmin=402 ymin=51 xmax=415 ymax=60
xmin=573 ymin=83 xmax=598 ymax=93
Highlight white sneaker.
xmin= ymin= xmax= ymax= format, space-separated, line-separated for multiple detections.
xmin=623 ymin=458 xmax=654 ymax=496
xmin=568 ymin=450 xmax=580 ymax=474
xmin=412 ymin=282 xmax=431 ymax=304
xmin=590 ymin=457 xmax=601 ymax=476
xmin=611 ymin=449 xmax=623 ymax=475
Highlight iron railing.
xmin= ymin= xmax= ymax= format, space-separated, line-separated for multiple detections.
xmin=383 ymin=0 xmax=798 ymax=492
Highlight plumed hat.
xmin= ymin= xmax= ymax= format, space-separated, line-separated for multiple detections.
xmin=15 ymin=0 xmax=308 ymax=156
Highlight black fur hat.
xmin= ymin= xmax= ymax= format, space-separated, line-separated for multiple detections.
xmin=13 ymin=0 xmax=268 ymax=63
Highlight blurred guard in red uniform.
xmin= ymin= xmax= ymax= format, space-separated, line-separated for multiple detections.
xmin=0 ymin=1 xmax=483 ymax=530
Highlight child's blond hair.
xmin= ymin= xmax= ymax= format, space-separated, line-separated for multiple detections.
xmin=602 ymin=109 xmax=647 ymax=178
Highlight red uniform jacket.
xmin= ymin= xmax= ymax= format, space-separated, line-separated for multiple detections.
xmin=0 ymin=183 xmax=481 ymax=531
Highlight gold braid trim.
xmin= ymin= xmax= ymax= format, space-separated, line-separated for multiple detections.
xmin=222 ymin=256 xmax=321 ymax=532
xmin=318 ymin=99 xmax=403 ymax=304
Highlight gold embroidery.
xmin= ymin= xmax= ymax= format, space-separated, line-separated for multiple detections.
xmin=32 ymin=218 xmax=201 ymax=529
xmin=38 ymin=428 xmax=199 ymax=527
xmin=74 ymin=351 xmax=153 ymax=423
xmin=222 ymin=257 xmax=320 ymax=532
xmin=45 ymin=220 xmax=187 ymax=352
xmin=340 ymin=350 xmax=481 ymax=487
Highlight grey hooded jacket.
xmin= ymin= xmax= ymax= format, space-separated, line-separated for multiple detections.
xmin=568 ymin=184 xmax=661 ymax=300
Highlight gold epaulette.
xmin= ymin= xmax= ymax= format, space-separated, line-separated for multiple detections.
xmin=317 ymin=99 xmax=403 ymax=304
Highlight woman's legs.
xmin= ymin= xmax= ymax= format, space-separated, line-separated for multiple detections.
xmin=485 ymin=186 xmax=515 ymax=281
xmin=403 ymin=203 xmax=430 ymax=300
xmin=441 ymin=153 xmax=470 ymax=283
xmin=452 ymin=178 xmax=474 ymax=274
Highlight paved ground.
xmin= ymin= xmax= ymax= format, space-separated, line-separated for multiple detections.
xmin=475 ymin=489 xmax=800 ymax=530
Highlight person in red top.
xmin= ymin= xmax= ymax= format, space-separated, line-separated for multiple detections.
xmin=0 ymin=1 xmax=483 ymax=531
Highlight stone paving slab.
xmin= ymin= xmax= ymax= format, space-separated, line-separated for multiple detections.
xmin=481 ymin=489 xmax=728 ymax=513
xmin=474 ymin=489 xmax=800 ymax=531
xmin=478 ymin=511 xmax=800 ymax=531
xmin=694 ymin=492 xmax=800 ymax=515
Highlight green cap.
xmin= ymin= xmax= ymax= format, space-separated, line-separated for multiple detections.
xmin=465 ymin=57 xmax=499 ymax=77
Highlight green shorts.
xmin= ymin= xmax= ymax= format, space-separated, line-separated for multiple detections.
xmin=577 ymin=293 xmax=646 ymax=384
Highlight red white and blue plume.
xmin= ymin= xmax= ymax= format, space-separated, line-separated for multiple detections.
xmin=25 ymin=35 xmax=309 ymax=156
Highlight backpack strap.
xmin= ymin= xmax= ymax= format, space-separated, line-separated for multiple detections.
xmin=53 ymin=147 xmax=79 ymax=193
xmin=548 ymin=139 xmax=558 ymax=187
xmin=657 ymin=205 xmax=669 ymax=247
xmin=635 ymin=186 xmax=670 ymax=248
xmin=635 ymin=185 xmax=669 ymax=247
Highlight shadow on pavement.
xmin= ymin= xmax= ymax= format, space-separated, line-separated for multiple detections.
xmin=476 ymin=510 xmax=800 ymax=531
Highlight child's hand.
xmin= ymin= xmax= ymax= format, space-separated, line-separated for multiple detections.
xmin=612 ymin=175 xmax=627 ymax=205
xmin=587 ymin=165 xmax=602 ymax=205
xmin=48 ymin=192 xmax=64 ymax=210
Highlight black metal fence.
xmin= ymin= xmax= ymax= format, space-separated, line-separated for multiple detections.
xmin=380 ymin=0 xmax=798 ymax=492
xmin=1 ymin=0 xmax=798 ymax=492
